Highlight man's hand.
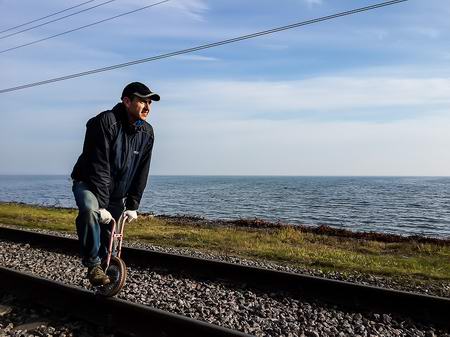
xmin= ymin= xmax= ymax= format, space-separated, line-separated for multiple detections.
xmin=124 ymin=210 xmax=138 ymax=223
xmin=98 ymin=208 xmax=113 ymax=224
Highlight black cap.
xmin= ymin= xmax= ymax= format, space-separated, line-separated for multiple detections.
xmin=121 ymin=82 xmax=160 ymax=101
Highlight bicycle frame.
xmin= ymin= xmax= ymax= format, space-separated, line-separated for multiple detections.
xmin=105 ymin=214 xmax=127 ymax=269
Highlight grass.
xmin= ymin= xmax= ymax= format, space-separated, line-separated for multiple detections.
xmin=1 ymin=202 xmax=449 ymax=282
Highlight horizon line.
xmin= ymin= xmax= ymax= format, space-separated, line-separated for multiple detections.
xmin=0 ymin=174 xmax=449 ymax=178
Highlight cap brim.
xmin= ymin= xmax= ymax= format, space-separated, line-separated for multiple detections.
xmin=134 ymin=92 xmax=160 ymax=101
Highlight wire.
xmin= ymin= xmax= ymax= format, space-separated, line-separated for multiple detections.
xmin=0 ymin=0 xmax=97 ymax=35
xmin=0 ymin=0 xmax=408 ymax=94
xmin=0 ymin=0 xmax=117 ymax=40
xmin=0 ymin=0 xmax=171 ymax=54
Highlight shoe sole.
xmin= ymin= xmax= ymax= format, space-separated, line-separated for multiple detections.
xmin=89 ymin=279 xmax=110 ymax=287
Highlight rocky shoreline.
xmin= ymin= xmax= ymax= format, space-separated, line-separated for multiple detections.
xmin=155 ymin=213 xmax=450 ymax=245
xmin=3 ymin=201 xmax=450 ymax=244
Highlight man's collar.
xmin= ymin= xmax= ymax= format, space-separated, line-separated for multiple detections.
xmin=113 ymin=103 xmax=142 ymax=133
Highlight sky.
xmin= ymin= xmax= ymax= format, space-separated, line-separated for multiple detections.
xmin=0 ymin=0 xmax=449 ymax=176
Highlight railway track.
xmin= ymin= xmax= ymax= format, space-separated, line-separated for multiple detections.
xmin=1 ymin=226 xmax=449 ymax=336
xmin=0 ymin=266 xmax=251 ymax=337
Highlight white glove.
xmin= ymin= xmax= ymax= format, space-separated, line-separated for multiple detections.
xmin=98 ymin=208 xmax=113 ymax=224
xmin=124 ymin=210 xmax=138 ymax=223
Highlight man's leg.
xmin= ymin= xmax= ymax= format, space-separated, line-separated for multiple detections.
xmin=72 ymin=181 xmax=110 ymax=285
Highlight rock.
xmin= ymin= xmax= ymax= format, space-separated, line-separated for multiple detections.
xmin=12 ymin=321 xmax=47 ymax=332
xmin=0 ymin=304 xmax=13 ymax=317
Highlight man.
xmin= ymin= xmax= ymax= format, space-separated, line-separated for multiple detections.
xmin=71 ymin=82 xmax=160 ymax=286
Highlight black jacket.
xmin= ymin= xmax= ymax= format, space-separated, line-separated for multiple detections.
xmin=71 ymin=103 xmax=154 ymax=210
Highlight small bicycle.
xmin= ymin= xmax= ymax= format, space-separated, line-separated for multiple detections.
xmin=96 ymin=213 xmax=128 ymax=297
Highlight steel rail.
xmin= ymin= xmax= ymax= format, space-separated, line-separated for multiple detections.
xmin=0 ymin=266 xmax=252 ymax=337
xmin=1 ymin=226 xmax=449 ymax=328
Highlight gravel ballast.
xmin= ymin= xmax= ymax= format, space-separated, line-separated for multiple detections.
xmin=0 ymin=292 xmax=112 ymax=337
xmin=0 ymin=238 xmax=449 ymax=337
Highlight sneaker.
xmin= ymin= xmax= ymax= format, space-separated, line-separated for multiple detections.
xmin=87 ymin=265 xmax=110 ymax=286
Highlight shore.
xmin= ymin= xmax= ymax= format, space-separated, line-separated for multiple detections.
xmin=0 ymin=202 xmax=449 ymax=297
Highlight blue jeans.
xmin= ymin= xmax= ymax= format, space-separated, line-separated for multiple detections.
xmin=72 ymin=181 xmax=125 ymax=268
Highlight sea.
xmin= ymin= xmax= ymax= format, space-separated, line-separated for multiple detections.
xmin=0 ymin=175 xmax=449 ymax=238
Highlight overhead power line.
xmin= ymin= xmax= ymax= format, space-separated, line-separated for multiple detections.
xmin=0 ymin=0 xmax=171 ymax=54
xmin=0 ymin=0 xmax=408 ymax=95
xmin=0 ymin=0 xmax=117 ymax=40
xmin=0 ymin=0 xmax=97 ymax=35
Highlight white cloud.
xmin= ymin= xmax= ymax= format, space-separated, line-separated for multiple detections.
xmin=173 ymin=54 xmax=218 ymax=62
xmin=148 ymin=74 xmax=450 ymax=175
xmin=302 ymin=0 xmax=323 ymax=8
xmin=159 ymin=76 xmax=450 ymax=119
xmin=97 ymin=0 xmax=208 ymax=19
xmin=164 ymin=0 xmax=209 ymax=22
xmin=359 ymin=29 xmax=389 ymax=41
xmin=2 ymin=73 xmax=450 ymax=176
xmin=151 ymin=116 xmax=450 ymax=176
xmin=406 ymin=27 xmax=440 ymax=39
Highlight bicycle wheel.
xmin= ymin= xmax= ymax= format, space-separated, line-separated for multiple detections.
xmin=97 ymin=256 xmax=127 ymax=297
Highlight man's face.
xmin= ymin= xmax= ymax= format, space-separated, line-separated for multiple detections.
xmin=123 ymin=96 xmax=152 ymax=122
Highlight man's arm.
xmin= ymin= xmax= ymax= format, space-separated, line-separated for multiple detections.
xmin=83 ymin=115 xmax=112 ymax=209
